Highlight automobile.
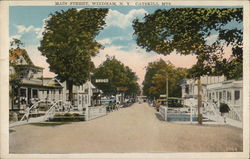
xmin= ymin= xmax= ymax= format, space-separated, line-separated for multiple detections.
xmin=155 ymin=99 xmax=167 ymax=111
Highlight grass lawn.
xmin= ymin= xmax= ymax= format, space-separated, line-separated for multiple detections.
xmin=29 ymin=122 xmax=72 ymax=127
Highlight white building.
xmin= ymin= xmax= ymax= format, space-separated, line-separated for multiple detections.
xmin=62 ymin=81 xmax=99 ymax=111
xmin=9 ymin=49 xmax=63 ymax=111
xmin=180 ymin=75 xmax=226 ymax=106
xmin=205 ymin=79 xmax=243 ymax=121
xmin=180 ymin=75 xmax=243 ymax=123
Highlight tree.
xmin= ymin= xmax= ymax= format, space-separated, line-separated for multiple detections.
xmin=92 ymin=56 xmax=140 ymax=97
xmin=9 ymin=39 xmax=24 ymax=97
xmin=143 ymin=59 xmax=188 ymax=99
xmin=38 ymin=8 xmax=108 ymax=103
xmin=9 ymin=39 xmax=28 ymax=109
xmin=133 ymin=8 xmax=243 ymax=79
xmin=133 ymin=8 xmax=242 ymax=124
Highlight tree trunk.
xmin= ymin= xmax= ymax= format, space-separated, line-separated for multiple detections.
xmin=67 ymin=81 xmax=74 ymax=105
xmin=197 ymin=77 xmax=203 ymax=125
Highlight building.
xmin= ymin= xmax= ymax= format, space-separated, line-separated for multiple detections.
xmin=180 ymin=75 xmax=243 ymax=122
xmin=180 ymin=75 xmax=226 ymax=106
xmin=9 ymin=49 xmax=63 ymax=111
xmin=205 ymin=79 xmax=243 ymax=121
xmin=62 ymin=80 xmax=102 ymax=111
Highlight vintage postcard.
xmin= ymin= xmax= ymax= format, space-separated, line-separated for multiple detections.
xmin=0 ymin=0 xmax=249 ymax=158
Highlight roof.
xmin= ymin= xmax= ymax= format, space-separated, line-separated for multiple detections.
xmin=42 ymin=78 xmax=63 ymax=88
xmin=10 ymin=48 xmax=44 ymax=69
xmin=16 ymin=64 xmax=44 ymax=70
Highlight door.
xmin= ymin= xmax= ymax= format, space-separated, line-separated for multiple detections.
xmin=28 ymin=88 xmax=32 ymax=106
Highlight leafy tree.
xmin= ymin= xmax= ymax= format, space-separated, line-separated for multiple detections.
xmin=9 ymin=39 xmax=30 ymax=110
xmin=38 ymin=8 xmax=108 ymax=103
xmin=9 ymin=39 xmax=24 ymax=98
xmin=133 ymin=8 xmax=243 ymax=79
xmin=143 ymin=59 xmax=188 ymax=99
xmin=92 ymin=56 xmax=140 ymax=97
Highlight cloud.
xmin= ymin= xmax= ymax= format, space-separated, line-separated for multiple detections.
xmin=205 ymin=34 xmax=219 ymax=45
xmin=105 ymin=9 xmax=148 ymax=29
xmin=14 ymin=17 xmax=51 ymax=41
xmin=97 ymin=38 xmax=112 ymax=45
xmin=10 ymin=34 xmax=22 ymax=40
xmin=16 ymin=25 xmax=40 ymax=34
xmin=37 ymin=16 xmax=51 ymax=39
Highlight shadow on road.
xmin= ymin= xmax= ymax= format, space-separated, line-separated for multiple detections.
xmin=155 ymin=113 xmax=164 ymax=121
xmin=9 ymin=129 xmax=16 ymax=133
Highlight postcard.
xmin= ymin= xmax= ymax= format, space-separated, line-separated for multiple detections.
xmin=0 ymin=0 xmax=249 ymax=159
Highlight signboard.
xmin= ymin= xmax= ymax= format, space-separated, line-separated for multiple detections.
xmin=95 ymin=79 xmax=109 ymax=83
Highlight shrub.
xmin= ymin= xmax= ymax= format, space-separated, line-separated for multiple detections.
xmin=72 ymin=113 xmax=80 ymax=117
xmin=64 ymin=112 xmax=72 ymax=117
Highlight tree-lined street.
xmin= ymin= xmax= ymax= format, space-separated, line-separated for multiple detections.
xmin=10 ymin=103 xmax=242 ymax=153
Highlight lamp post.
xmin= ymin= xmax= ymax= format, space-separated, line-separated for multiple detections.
xmin=165 ymin=74 xmax=169 ymax=121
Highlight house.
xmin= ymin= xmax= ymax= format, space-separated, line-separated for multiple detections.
xmin=62 ymin=80 xmax=99 ymax=111
xmin=180 ymin=75 xmax=243 ymax=122
xmin=180 ymin=75 xmax=226 ymax=107
xmin=9 ymin=49 xmax=63 ymax=111
xmin=205 ymin=79 xmax=243 ymax=121
xmin=9 ymin=48 xmax=106 ymax=122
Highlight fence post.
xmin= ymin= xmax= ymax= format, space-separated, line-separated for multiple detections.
xmin=165 ymin=107 xmax=168 ymax=121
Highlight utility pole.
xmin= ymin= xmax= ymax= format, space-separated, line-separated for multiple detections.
xmin=197 ymin=77 xmax=203 ymax=125
xmin=166 ymin=74 xmax=168 ymax=107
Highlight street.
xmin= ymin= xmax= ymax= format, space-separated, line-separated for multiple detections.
xmin=9 ymin=102 xmax=242 ymax=153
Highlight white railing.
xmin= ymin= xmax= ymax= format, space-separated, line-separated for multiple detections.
xmin=225 ymin=103 xmax=242 ymax=121
xmin=43 ymin=100 xmax=73 ymax=121
xmin=203 ymin=101 xmax=224 ymax=123
xmin=159 ymin=106 xmax=168 ymax=121
xmin=203 ymin=101 xmax=242 ymax=122
xmin=20 ymin=100 xmax=53 ymax=121
xmin=88 ymin=106 xmax=107 ymax=120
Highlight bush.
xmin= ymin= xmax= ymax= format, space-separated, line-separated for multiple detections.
xmin=54 ymin=113 xmax=62 ymax=117
xmin=72 ymin=113 xmax=80 ymax=117
xmin=220 ymin=103 xmax=230 ymax=113
xmin=64 ymin=112 xmax=72 ymax=117
xmin=9 ymin=112 xmax=18 ymax=122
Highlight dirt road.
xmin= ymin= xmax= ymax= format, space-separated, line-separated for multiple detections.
xmin=9 ymin=103 xmax=242 ymax=153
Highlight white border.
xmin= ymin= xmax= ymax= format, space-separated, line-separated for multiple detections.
xmin=0 ymin=0 xmax=249 ymax=159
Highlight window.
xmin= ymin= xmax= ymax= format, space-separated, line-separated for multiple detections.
xmin=223 ymin=91 xmax=226 ymax=99
xmin=235 ymin=90 xmax=240 ymax=100
xmin=20 ymin=88 xmax=27 ymax=97
xmin=219 ymin=92 xmax=222 ymax=100
xmin=32 ymin=89 xmax=38 ymax=98
xmin=209 ymin=93 xmax=211 ymax=100
xmin=185 ymin=85 xmax=189 ymax=94
xmin=227 ymin=91 xmax=231 ymax=101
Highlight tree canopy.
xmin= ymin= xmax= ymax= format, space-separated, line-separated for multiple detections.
xmin=133 ymin=8 xmax=243 ymax=79
xmin=143 ymin=59 xmax=188 ymax=99
xmin=9 ymin=39 xmax=26 ymax=98
xmin=92 ymin=56 xmax=140 ymax=97
xmin=38 ymin=8 xmax=109 ymax=101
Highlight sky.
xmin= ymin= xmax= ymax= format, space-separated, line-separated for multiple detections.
xmin=9 ymin=6 xmax=242 ymax=84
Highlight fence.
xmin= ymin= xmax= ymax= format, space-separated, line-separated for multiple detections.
xmin=88 ymin=106 xmax=107 ymax=120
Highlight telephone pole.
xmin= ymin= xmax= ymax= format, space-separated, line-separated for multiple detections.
xmin=166 ymin=74 xmax=168 ymax=107
xmin=197 ymin=77 xmax=203 ymax=125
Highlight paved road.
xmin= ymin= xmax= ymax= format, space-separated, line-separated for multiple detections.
xmin=10 ymin=103 xmax=242 ymax=153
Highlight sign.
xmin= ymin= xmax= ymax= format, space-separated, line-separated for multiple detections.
xmin=95 ymin=79 xmax=109 ymax=83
